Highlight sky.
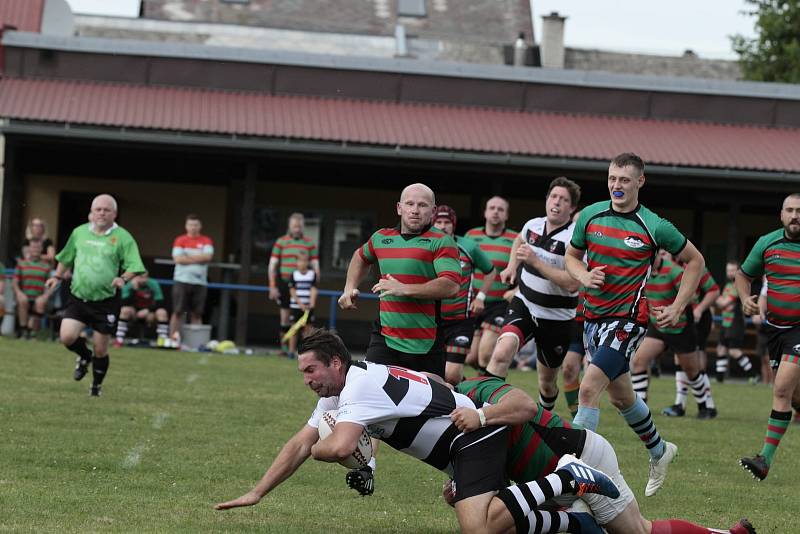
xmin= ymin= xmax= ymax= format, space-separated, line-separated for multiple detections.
xmin=532 ymin=0 xmax=757 ymax=60
xmin=64 ymin=0 xmax=759 ymax=61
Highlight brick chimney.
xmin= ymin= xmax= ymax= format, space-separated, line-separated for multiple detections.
xmin=540 ymin=11 xmax=566 ymax=69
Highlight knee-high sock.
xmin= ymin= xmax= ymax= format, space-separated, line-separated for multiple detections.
xmin=572 ymin=406 xmax=600 ymax=431
xmin=539 ymin=389 xmax=558 ymax=411
xmin=563 ymin=380 xmax=580 ymax=418
xmin=674 ymin=365 xmax=688 ymax=408
xmin=496 ymin=471 xmax=575 ymax=533
xmin=759 ymin=409 xmax=791 ymax=466
xmin=620 ymin=396 xmax=665 ymax=460
xmin=115 ymin=319 xmax=128 ymax=342
xmin=67 ymin=338 xmax=93 ymax=364
xmin=687 ymin=372 xmax=708 ymax=409
xmin=651 ymin=519 xmax=714 ymax=533
xmin=631 ymin=371 xmax=649 ymax=403
xmin=92 ymin=356 xmax=110 ymax=387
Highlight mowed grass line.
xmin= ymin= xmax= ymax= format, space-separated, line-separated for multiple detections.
xmin=0 ymin=338 xmax=795 ymax=533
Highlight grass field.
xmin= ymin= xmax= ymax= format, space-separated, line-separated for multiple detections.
xmin=0 ymin=338 xmax=795 ymax=533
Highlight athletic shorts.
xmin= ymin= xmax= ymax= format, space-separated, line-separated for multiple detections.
xmin=451 ymin=426 xmax=509 ymax=502
xmin=555 ymin=430 xmax=635 ymax=526
xmin=719 ymin=320 xmax=744 ymax=349
xmin=500 ymin=297 xmax=572 ymax=368
xmin=764 ymin=324 xmax=800 ymax=369
xmin=172 ymin=281 xmax=207 ymax=316
xmin=277 ymin=278 xmax=292 ymax=310
xmin=441 ymin=319 xmax=474 ymax=364
xmin=695 ymin=309 xmax=713 ymax=352
xmin=645 ymin=322 xmax=698 ymax=354
xmin=365 ymin=325 xmax=445 ymax=378
xmin=568 ymin=319 xmax=585 ymax=356
xmin=474 ymin=300 xmax=509 ymax=334
xmin=584 ymin=318 xmax=646 ymax=381
xmin=63 ymin=293 xmax=122 ymax=335
xmin=288 ymin=308 xmax=315 ymax=325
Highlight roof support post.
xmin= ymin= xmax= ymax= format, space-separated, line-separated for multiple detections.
xmin=234 ymin=161 xmax=256 ymax=346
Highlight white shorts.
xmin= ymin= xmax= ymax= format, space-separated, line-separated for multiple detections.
xmin=553 ymin=429 xmax=635 ymax=525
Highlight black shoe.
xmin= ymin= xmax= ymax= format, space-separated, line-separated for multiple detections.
xmin=697 ymin=407 xmax=717 ymax=419
xmin=740 ymin=454 xmax=769 ymax=481
xmin=346 ymin=466 xmax=374 ymax=496
xmin=716 ymin=372 xmax=725 ymax=383
xmin=730 ymin=518 xmax=756 ymax=534
xmin=662 ymin=404 xmax=685 ymax=417
xmin=90 ymin=385 xmax=102 ymax=397
xmin=73 ymin=357 xmax=90 ymax=381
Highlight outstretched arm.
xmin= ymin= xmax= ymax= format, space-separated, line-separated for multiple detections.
xmin=450 ymin=388 xmax=538 ymax=432
xmin=214 ymin=424 xmax=319 ymax=510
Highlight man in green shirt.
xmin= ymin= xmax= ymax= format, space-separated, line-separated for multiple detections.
xmin=46 ymin=194 xmax=146 ymax=396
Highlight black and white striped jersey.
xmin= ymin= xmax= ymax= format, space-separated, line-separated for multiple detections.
xmin=516 ymin=217 xmax=579 ymax=321
xmin=288 ymin=269 xmax=316 ymax=309
xmin=308 ymin=362 xmax=500 ymax=474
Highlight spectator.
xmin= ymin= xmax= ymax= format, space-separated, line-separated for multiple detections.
xmin=23 ymin=217 xmax=56 ymax=264
xmin=13 ymin=240 xmax=54 ymax=339
xmin=45 ymin=194 xmax=146 ymax=397
xmin=115 ymin=275 xmax=170 ymax=347
xmin=170 ymin=214 xmax=214 ymax=340
xmin=285 ymin=249 xmax=318 ymax=359
xmin=269 ymin=213 xmax=320 ymax=353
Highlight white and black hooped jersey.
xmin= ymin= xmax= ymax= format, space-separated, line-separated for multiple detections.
xmin=516 ymin=217 xmax=579 ymax=321
xmin=288 ymin=269 xmax=316 ymax=309
xmin=308 ymin=362 xmax=499 ymax=474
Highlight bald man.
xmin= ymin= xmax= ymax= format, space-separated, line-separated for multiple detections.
xmin=46 ymin=194 xmax=146 ymax=397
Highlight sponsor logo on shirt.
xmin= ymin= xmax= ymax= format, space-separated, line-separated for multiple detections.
xmin=623 ymin=236 xmax=645 ymax=249
xmin=381 ymin=238 xmax=393 ymax=245
xmin=793 ymin=343 xmax=800 ymax=354
xmin=593 ymin=231 xmax=603 ymax=238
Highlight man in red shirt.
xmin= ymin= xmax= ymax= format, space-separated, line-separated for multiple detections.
xmin=170 ymin=214 xmax=214 ymax=339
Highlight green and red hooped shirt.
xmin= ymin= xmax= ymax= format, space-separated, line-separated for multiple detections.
xmin=645 ymin=257 xmax=690 ymax=334
xmin=359 ymin=225 xmax=460 ymax=354
xmin=571 ymin=201 xmax=687 ymax=325
xmin=440 ymin=236 xmax=496 ymax=322
xmin=270 ymin=234 xmax=319 ymax=282
xmin=464 ymin=226 xmax=518 ymax=303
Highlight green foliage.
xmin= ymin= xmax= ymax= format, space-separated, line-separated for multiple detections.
xmin=0 ymin=338 xmax=797 ymax=532
xmin=732 ymin=0 xmax=800 ymax=82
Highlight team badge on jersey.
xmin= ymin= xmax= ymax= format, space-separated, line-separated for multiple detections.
xmin=381 ymin=238 xmax=393 ymax=244
xmin=106 ymin=314 xmax=116 ymax=324
xmin=792 ymin=343 xmax=800 ymax=355
xmin=615 ymin=329 xmax=630 ymax=342
xmin=623 ymin=236 xmax=645 ymax=249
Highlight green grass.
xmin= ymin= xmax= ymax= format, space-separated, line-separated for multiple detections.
xmin=0 ymin=338 xmax=794 ymax=533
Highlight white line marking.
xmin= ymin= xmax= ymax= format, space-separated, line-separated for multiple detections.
xmin=197 ymin=355 xmax=209 ymax=365
xmin=122 ymin=444 xmax=146 ymax=469
xmin=152 ymin=412 xmax=170 ymax=429
xmin=186 ymin=373 xmax=199 ymax=383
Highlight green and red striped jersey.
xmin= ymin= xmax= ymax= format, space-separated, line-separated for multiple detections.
xmin=359 ymin=225 xmax=460 ymax=354
xmin=645 ymin=257 xmax=689 ymax=334
xmin=571 ymin=201 xmax=687 ymax=324
xmin=14 ymin=259 xmax=49 ymax=298
xmin=464 ymin=226 xmax=518 ymax=302
xmin=456 ymin=377 xmax=571 ymax=483
xmin=270 ymin=234 xmax=319 ymax=282
xmin=441 ymin=236 xmax=495 ymax=321
xmin=741 ymin=228 xmax=800 ymax=328
xmin=719 ymin=282 xmax=740 ymax=328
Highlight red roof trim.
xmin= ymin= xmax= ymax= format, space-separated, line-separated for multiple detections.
xmin=0 ymin=0 xmax=44 ymax=32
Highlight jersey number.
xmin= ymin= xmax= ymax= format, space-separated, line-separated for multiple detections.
xmin=383 ymin=366 xmax=428 ymax=406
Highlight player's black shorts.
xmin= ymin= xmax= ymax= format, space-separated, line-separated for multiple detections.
xmin=764 ymin=324 xmax=800 ymax=369
xmin=474 ymin=300 xmax=508 ymax=333
xmin=568 ymin=319 xmax=585 ymax=355
xmin=451 ymin=426 xmax=509 ymax=502
xmin=645 ymin=322 xmax=698 ymax=354
xmin=172 ymin=281 xmax=207 ymax=316
xmin=64 ymin=293 xmax=122 ymax=335
xmin=365 ymin=322 xmax=445 ymax=378
xmin=695 ymin=309 xmax=713 ymax=352
xmin=719 ymin=320 xmax=745 ymax=349
xmin=441 ymin=319 xmax=474 ymax=364
xmin=288 ymin=307 xmax=315 ymax=325
xmin=501 ymin=297 xmax=572 ymax=368
xmin=277 ymin=278 xmax=292 ymax=310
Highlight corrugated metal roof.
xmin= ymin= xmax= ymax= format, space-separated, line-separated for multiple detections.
xmin=0 ymin=0 xmax=43 ymax=32
xmin=1 ymin=76 xmax=799 ymax=173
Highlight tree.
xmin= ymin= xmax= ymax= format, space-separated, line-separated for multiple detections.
xmin=731 ymin=0 xmax=800 ymax=83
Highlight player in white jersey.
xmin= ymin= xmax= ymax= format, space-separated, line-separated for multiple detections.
xmin=488 ymin=178 xmax=582 ymax=411
xmin=215 ymin=328 xmax=619 ymax=533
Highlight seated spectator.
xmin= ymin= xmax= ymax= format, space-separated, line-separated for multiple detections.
xmin=115 ymin=275 xmax=170 ymax=347
xmin=286 ymin=249 xmax=317 ymax=359
xmin=23 ymin=217 xmax=56 ymax=264
xmin=13 ymin=240 xmax=54 ymax=339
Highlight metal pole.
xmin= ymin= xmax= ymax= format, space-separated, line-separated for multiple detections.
xmin=235 ymin=162 xmax=257 ymax=346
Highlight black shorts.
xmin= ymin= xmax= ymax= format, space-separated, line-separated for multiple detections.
xmin=288 ymin=308 xmax=315 ymax=325
xmin=451 ymin=426 xmax=509 ymax=502
xmin=719 ymin=320 xmax=745 ymax=349
xmin=277 ymin=279 xmax=292 ymax=310
xmin=441 ymin=319 xmax=474 ymax=364
xmin=365 ymin=323 xmax=445 ymax=378
xmin=172 ymin=282 xmax=207 ymax=316
xmin=764 ymin=324 xmax=800 ymax=369
xmin=63 ymin=293 xmax=122 ymax=335
xmin=568 ymin=319 xmax=585 ymax=355
xmin=645 ymin=322 xmax=698 ymax=354
xmin=501 ymin=297 xmax=572 ymax=368
xmin=474 ymin=300 xmax=509 ymax=334
xmin=695 ymin=309 xmax=713 ymax=351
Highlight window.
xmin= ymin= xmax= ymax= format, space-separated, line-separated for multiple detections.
xmin=397 ymin=0 xmax=426 ymax=17
xmin=331 ymin=219 xmax=367 ymax=271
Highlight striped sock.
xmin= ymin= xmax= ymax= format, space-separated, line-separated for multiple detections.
xmin=156 ymin=321 xmax=169 ymax=339
xmin=737 ymin=355 xmax=753 ymax=373
xmin=115 ymin=320 xmax=128 ymax=342
xmin=701 ymin=372 xmax=716 ymax=409
xmin=521 ymin=510 xmax=573 ymax=534
xmin=631 ymin=371 xmax=649 ymax=403
xmin=759 ymin=410 xmax=791 ymax=466
xmin=687 ymin=373 xmax=708 ymax=409
xmin=538 ymin=390 xmax=558 ymax=411
xmin=621 ymin=396 xmax=665 ymax=460
xmin=496 ymin=471 xmax=574 ymax=533
xmin=564 ymin=380 xmax=580 ymax=418
xmin=674 ymin=366 xmax=689 ymax=408
xmin=716 ymin=356 xmax=728 ymax=376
